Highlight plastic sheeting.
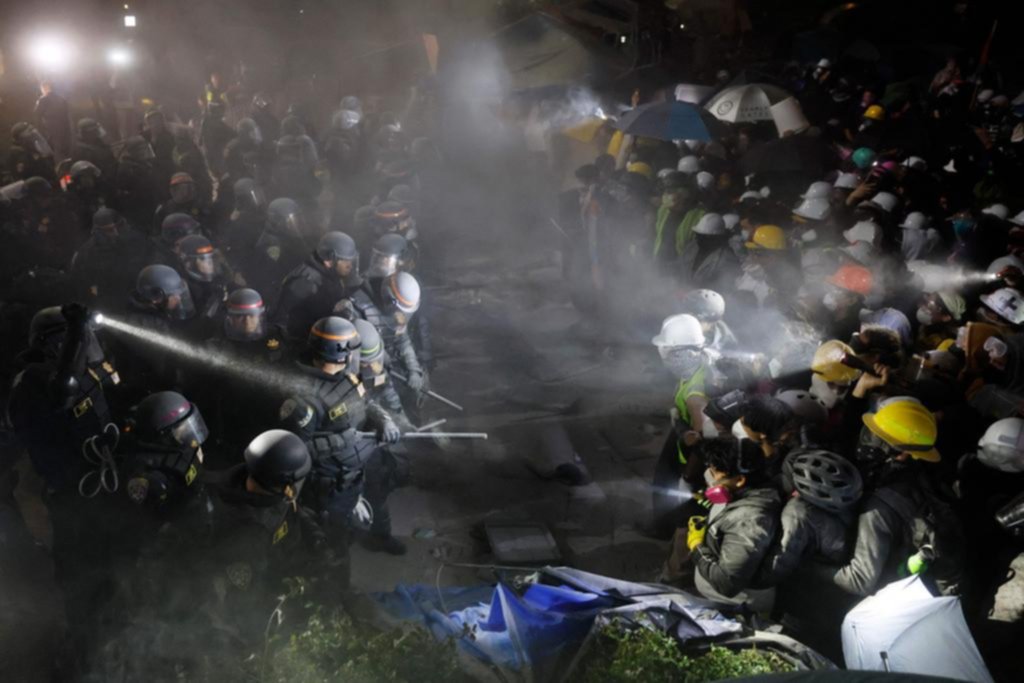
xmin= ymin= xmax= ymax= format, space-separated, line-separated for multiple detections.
xmin=841 ymin=576 xmax=994 ymax=683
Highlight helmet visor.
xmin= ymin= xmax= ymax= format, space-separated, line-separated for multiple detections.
xmin=225 ymin=308 xmax=267 ymax=342
xmin=165 ymin=281 xmax=197 ymax=320
xmin=169 ymin=407 xmax=210 ymax=449
xmin=170 ymin=182 xmax=196 ymax=204
xmin=185 ymin=252 xmax=217 ymax=282
xmin=367 ymin=250 xmax=400 ymax=278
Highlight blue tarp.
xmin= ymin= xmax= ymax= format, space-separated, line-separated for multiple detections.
xmin=370 ymin=567 xmax=745 ymax=683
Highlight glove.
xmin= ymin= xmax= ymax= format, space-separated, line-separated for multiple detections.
xmin=406 ymin=370 xmax=426 ymax=392
xmin=686 ymin=516 xmax=707 ymax=551
xmin=351 ymin=495 xmax=373 ymax=528
xmin=378 ymin=419 xmax=401 ymax=445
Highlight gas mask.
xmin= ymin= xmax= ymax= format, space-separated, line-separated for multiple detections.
xmin=855 ymin=426 xmax=907 ymax=484
xmin=659 ymin=346 xmax=703 ymax=379
xmin=703 ymin=468 xmax=734 ymax=505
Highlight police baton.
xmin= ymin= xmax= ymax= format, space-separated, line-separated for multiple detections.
xmin=389 ymin=371 xmax=464 ymax=412
xmin=356 ymin=431 xmax=488 ymax=441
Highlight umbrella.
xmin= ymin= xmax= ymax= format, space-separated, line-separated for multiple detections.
xmin=704 ymin=83 xmax=793 ymax=123
xmin=612 ymin=101 xmax=712 ymax=142
xmin=841 ymin=576 xmax=994 ymax=683
xmin=674 ymin=83 xmax=715 ymax=105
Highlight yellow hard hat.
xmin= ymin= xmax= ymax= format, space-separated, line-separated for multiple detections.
xmin=863 ymin=104 xmax=885 ymax=121
xmin=936 ymin=338 xmax=956 ymax=352
xmin=627 ymin=161 xmax=654 ymax=180
xmin=811 ymin=340 xmax=862 ymax=385
xmin=745 ymin=224 xmax=786 ymax=250
xmin=862 ymin=398 xmax=940 ymax=462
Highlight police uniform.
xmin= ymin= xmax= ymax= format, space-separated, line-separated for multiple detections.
xmin=274 ymin=256 xmax=347 ymax=342
xmin=338 ymin=280 xmax=425 ymax=386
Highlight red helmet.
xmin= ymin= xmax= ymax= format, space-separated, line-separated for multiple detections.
xmin=828 ymin=264 xmax=873 ymax=295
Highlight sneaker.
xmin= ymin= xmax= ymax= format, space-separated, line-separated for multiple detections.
xmin=360 ymin=534 xmax=407 ymax=556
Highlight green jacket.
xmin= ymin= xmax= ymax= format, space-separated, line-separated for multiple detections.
xmin=654 ymin=206 xmax=705 ymax=259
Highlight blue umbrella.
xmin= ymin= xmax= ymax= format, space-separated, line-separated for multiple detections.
xmin=613 ymin=101 xmax=713 ymax=141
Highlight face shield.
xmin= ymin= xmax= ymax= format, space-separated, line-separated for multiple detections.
xmin=367 ymin=249 xmax=401 ymax=278
xmin=185 ymin=251 xmax=217 ymax=282
xmin=163 ymin=279 xmax=197 ymax=320
xmin=170 ymin=181 xmax=197 ymax=204
xmin=167 ymin=405 xmax=210 ymax=450
xmin=225 ymin=307 xmax=267 ymax=342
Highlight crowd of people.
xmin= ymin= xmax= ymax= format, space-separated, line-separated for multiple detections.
xmin=552 ymin=50 xmax=1024 ymax=669
xmin=1 ymin=11 xmax=1023 ymax=682
xmin=0 ymin=75 xmax=445 ymax=678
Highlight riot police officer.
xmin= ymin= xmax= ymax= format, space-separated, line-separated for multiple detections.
xmin=8 ymin=122 xmax=56 ymax=183
xmin=70 ymin=207 xmax=151 ymax=308
xmin=221 ymin=178 xmax=266 ymax=258
xmin=365 ymin=233 xmax=432 ymax=370
xmin=63 ymin=160 xmax=111 ymax=232
xmin=274 ymin=230 xmax=358 ymax=342
xmin=154 ymin=172 xmax=208 ymax=233
xmin=280 ymin=317 xmax=400 ymax=574
xmin=245 ymin=197 xmax=310 ymax=308
xmin=71 ymin=118 xmax=117 ymax=180
xmin=177 ymin=234 xmax=235 ymax=332
xmin=114 ymin=136 xmax=160 ymax=231
xmin=338 ymin=271 xmax=428 ymax=397
xmin=208 ymin=429 xmax=324 ymax=643
xmin=203 ymin=288 xmax=285 ymax=456
xmin=154 ymin=212 xmax=203 ymax=266
xmin=353 ymin=318 xmax=411 ymax=555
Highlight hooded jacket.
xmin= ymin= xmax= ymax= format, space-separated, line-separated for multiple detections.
xmin=755 ymin=495 xmax=854 ymax=587
xmin=694 ymin=486 xmax=782 ymax=597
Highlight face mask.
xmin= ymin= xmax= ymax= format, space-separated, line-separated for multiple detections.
xmin=822 ymin=291 xmax=841 ymax=312
xmin=703 ymin=467 xmax=717 ymax=487
xmin=731 ymin=419 xmax=749 ymax=440
xmin=916 ymin=306 xmax=935 ymax=326
xmin=661 ymin=347 xmax=703 ymax=379
xmin=810 ymin=374 xmax=843 ymax=410
xmin=703 ymin=469 xmax=734 ymax=505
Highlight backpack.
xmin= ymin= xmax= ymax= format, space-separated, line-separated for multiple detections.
xmin=875 ymin=480 xmax=965 ymax=595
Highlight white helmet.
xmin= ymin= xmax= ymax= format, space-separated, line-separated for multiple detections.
xmin=693 ymin=212 xmax=727 ymax=235
xmin=816 ymin=58 xmax=832 ymax=69
xmin=899 ymin=211 xmax=930 ymax=230
xmin=988 ymin=255 xmax=1024 ymax=275
xmin=793 ymin=197 xmax=832 ymax=221
xmin=722 ymin=213 xmax=740 ymax=231
xmin=677 ymin=155 xmax=701 ymax=174
xmin=982 ymin=203 xmax=1010 ymax=221
xmin=802 ymin=181 xmax=833 ymax=199
xmin=1010 ymin=209 xmax=1024 ymax=227
xmin=696 ymin=171 xmax=715 ymax=190
xmin=656 ymin=167 xmax=676 ymax=179
xmin=774 ymin=389 xmax=828 ymax=425
xmin=980 ymin=287 xmax=1024 ymax=325
xmin=978 ymin=418 xmax=1024 ymax=473
xmin=681 ymin=289 xmax=725 ymax=321
xmin=843 ymin=220 xmax=881 ymax=245
xmin=865 ymin=191 xmax=898 ymax=213
xmin=834 ymin=172 xmax=859 ymax=190
xmin=902 ymin=156 xmax=927 ymax=171
xmin=652 ymin=314 xmax=705 ymax=347
xmin=740 ymin=190 xmax=763 ymax=202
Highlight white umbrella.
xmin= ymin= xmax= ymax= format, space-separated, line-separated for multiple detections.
xmin=704 ymin=83 xmax=792 ymax=123
xmin=842 ymin=576 xmax=994 ymax=683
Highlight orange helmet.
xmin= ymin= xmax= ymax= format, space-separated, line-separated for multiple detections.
xmin=828 ymin=264 xmax=873 ymax=296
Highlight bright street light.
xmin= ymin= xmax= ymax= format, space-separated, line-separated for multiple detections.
xmin=27 ymin=34 xmax=76 ymax=73
xmin=107 ymin=47 xmax=132 ymax=67
xmin=124 ymin=15 xmax=137 ymax=28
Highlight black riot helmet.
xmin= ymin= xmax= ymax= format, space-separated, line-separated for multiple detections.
xmin=236 ymin=117 xmax=262 ymax=146
xmin=69 ymin=160 xmax=101 ymax=190
xmin=28 ymin=306 xmax=68 ymax=351
xmin=267 ymin=197 xmax=301 ymax=235
xmin=252 ymin=91 xmax=273 ymax=111
xmin=134 ymin=264 xmax=196 ymax=320
xmin=122 ymin=135 xmax=156 ymax=163
xmin=77 ymin=118 xmax=106 ymax=142
xmin=315 ymin=231 xmax=357 ymax=263
xmin=244 ymin=429 xmax=312 ymax=493
xmin=308 ymin=316 xmax=361 ymax=374
xmin=178 ymin=234 xmax=218 ymax=282
xmin=169 ymin=172 xmax=197 ymax=204
xmin=134 ymin=390 xmax=209 ymax=449
xmin=233 ymin=178 xmax=266 ymax=213
xmin=367 ymin=233 xmax=408 ymax=278
xmin=224 ymin=288 xmax=267 ymax=342
xmin=373 ymin=200 xmax=416 ymax=240
xmin=92 ymin=207 xmax=125 ymax=238
xmin=280 ymin=114 xmax=305 ymax=137
xmin=126 ymin=391 xmax=208 ymax=506
xmin=161 ymin=212 xmax=201 ymax=247
xmin=24 ymin=176 xmax=53 ymax=201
